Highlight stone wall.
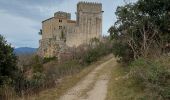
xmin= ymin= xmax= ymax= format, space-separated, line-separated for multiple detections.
xmin=77 ymin=2 xmax=102 ymax=44
xmin=38 ymin=1 xmax=103 ymax=59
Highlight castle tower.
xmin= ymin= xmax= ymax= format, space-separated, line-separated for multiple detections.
xmin=38 ymin=2 xmax=103 ymax=58
xmin=77 ymin=2 xmax=103 ymax=43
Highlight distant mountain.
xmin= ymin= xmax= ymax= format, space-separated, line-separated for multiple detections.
xmin=14 ymin=47 xmax=37 ymax=55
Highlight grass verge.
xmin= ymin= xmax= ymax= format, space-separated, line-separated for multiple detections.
xmin=106 ymin=64 xmax=145 ymax=100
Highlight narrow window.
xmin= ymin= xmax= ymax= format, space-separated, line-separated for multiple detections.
xmin=59 ymin=19 xmax=62 ymax=22
xmin=59 ymin=26 xmax=62 ymax=29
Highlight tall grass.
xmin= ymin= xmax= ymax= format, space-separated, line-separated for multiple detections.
xmin=0 ymin=85 xmax=17 ymax=100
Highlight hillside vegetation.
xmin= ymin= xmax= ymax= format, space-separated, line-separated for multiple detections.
xmin=108 ymin=0 xmax=170 ymax=99
xmin=0 ymin=36 xmax=112 ymax=100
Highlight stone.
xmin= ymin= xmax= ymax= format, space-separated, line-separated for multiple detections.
xmin=38 ymin=1 xmax=103 ymax=59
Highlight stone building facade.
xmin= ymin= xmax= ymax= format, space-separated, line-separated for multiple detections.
xmin=38 ymin=2 xmax=103 ymax=58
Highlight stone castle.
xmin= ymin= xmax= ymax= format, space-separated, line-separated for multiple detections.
xmin=38 ymin=2 xmax=103 ymax=58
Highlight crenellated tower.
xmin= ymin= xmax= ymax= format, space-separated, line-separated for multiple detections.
xmin=77 ymin=2 xmax=103 ymax=43
xmin=38 ymin=1 xmax=103 ymax=59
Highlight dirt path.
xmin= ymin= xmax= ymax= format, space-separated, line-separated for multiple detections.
xmin=59 ymin=57 xmax=117 ymax=100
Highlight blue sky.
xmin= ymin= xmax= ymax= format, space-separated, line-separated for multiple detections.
xmin=0 ymin=0 xmax=136 ymax=48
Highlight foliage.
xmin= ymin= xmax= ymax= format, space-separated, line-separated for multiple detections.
xmin=112 ymin=41 xmax=133 ymax=63
xmin=30 ymin=72 xmax=46 ymax=90
xmin=82 ymin=38 xmax=112 ymax=64
xmin=43 ymin=57 xmax=57 ymax=64
xmin=0 ymin=35 xmax=17 ymax=85
xmin=109 ymin=0 xmax=170 ymax=61
xmin=130 ymin=58 xmax=170 ymax=99
xmin=109 ymin=0 xmax=170 ymax=99
xmin=32 ymin=55 xmax=43 ymax=73
xmin=29 ymin=55 xmax=45 ymax=92
xmin=7 ymin=55 xmax=45 ymax=96
xmin=38 ymin=29 xmax=42 ymax=35
xmin=83 ymin=47 xmax=98 ymax=64
xmin=0 ymin=35 xmax=22 ymax=99
xmin=13 ymin=70 xmax=27 ymax=95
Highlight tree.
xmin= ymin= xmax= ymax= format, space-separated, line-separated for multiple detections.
xmin=109 ymin=0 xmax=170 ymax=62
xmin=38 ymin=29 xmax=42 ymax=35
xmin=0 ymin=34 xmax=17 ymax=85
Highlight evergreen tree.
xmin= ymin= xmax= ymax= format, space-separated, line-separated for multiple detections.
xmin=0 ymin=34 xmax=17 ymax=85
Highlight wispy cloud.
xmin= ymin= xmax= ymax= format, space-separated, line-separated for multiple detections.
xmin=0 ymin=0 xmax=65 ymax=21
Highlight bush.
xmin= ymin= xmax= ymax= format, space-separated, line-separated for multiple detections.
xmin=32 ymin=55 xmax=43 ymax=73
xmin=30 ymin=72 xmax=46 ymax=90
xmin=43 ymin=57 xmax=57 ymax=64
xmin=83 ymin=48 xmax=99 ymax=64
xmin=82 ymin=39 xmax=112 ymax=64
xmin=112 ymin=42 xmax=134 ymax=63
xmin=12 ymin=55 xmax=45 ymax=96
xmin=130 ymin=58 xmax=170 ymax=99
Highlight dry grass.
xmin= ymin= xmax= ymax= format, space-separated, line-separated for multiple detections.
xmin=19 ymin=54 xmax=113 ymax=100
xmin=0 ymin=85 xmax=17 ymax=100
xmin=106 ymin=64 xmax=145 ymax=100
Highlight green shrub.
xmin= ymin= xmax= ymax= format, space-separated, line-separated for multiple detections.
xmin=30 ymin=72 xmax=46 ymax=89
xmin=130 ymin=58 xmax=170 ymax=99
xmin=83 ymin=48 xmax=99 ymax=64
xmin=82 ymin=40 xmax=112 ymax=64
xmin=32 ymin=55 xmax=43 ymax=73
xmin=112 ymin=42 xmax=134 ymax=63
xmin=43 ymin=57 xmax=57 ymax=64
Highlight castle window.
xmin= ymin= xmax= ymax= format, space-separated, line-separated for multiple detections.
xmin=59 ymin=26 xmax=62 ymax=29
xmin=59 ymin=19 xmax=62 ymax=22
